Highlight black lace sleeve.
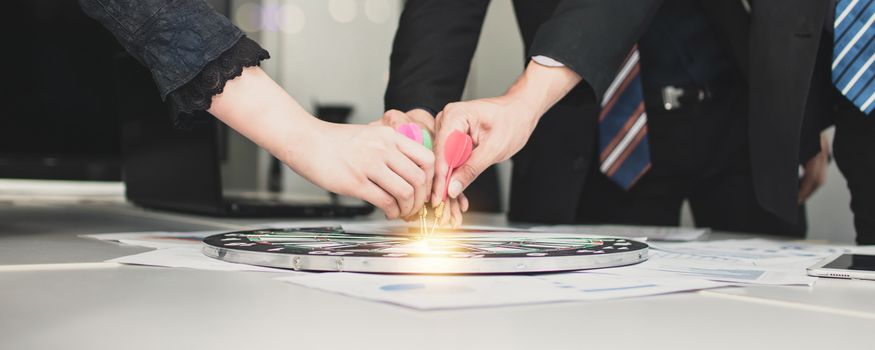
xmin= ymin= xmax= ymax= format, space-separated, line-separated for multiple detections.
xmin=167 ymin=36 xmax=270 ymax=128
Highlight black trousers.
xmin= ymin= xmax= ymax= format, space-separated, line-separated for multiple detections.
xmin=575 ymin=84 xmax=807 ymax=236
xmin=833 ymin=97 xmax=875 ymax=245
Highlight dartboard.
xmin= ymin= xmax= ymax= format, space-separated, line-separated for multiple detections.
xmin=202 ymin=227 xmax=648 ymax=274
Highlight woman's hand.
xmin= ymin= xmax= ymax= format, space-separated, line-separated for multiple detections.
xmin=283 ymin=122 xmax=435 ymax=219
xmin=207 ymin=66 xmax=433 ymax=219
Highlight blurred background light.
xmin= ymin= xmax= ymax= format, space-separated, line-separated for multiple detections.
xmin=260 ymin=3 xmax=282 ymax=32
xmin=279 ymin=3 xmax=306 ymax=34
xmin=234 ymin=2 xmax=262 ymax=32
xmin=364 ymin=0 xmax=391 ymax=24
xmin=328 ymin=0 xmax=357 ymax=23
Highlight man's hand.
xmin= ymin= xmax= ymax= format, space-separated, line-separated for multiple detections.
xmin=432 ymin=61 xmax=582 ymax=202
xmin=207 ymin=66 xmax=434 ymax=219
xmin=372 ymin=108 xmax=435 ymax=133
xmin=799 ymin=132 xmax=831 ymax=203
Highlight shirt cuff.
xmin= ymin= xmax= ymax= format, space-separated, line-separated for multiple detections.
xmin=531 ymin=55 xmax=567 ymax=68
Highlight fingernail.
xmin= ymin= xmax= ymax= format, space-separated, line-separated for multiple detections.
xmin=448 ymin=180 xmax=463 ymax=198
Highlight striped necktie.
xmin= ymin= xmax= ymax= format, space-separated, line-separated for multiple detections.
xmin=598 ymin=48 xmax=652 ymax=189
xmin=834 ymin=0 xmax=875 ymax=115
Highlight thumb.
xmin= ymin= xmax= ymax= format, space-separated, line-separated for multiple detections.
xmin=447 ymin=146 xmax=492 ymax=199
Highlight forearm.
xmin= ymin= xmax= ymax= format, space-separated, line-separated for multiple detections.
xmin=207 ymin=68 xmax=435 ymax=220
xmin=208 ymin=66 xmax=318 ymax=162
xmin=526 ymin=0 xmax=660 ymax=100
xmin=385 ymin=0 xmax=490 ymax=113
xmin=503 ymin=61 xmax=583 ymax=120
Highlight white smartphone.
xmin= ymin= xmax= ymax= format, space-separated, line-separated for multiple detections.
xmin=807 ymin=254 xmax=875 ymax=281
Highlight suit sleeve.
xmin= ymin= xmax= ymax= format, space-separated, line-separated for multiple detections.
xmin=528 ymin=0 xmax=661 ymax=101
xmin=384 ymin=0 xmax=491 ymax=114
xmin=79 ymin=0 xmax=242 ymax=100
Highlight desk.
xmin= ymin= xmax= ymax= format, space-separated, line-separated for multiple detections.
xmin=1 ymin=201 xmax=874 ymax=350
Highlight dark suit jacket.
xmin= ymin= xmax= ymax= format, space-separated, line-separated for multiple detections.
xmin=701 ymin=0 xmax=832 ymax=224
xmin=385 ymin=0 xmax=831 ymax=224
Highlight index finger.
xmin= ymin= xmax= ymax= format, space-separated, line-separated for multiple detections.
xmin=393 ymin=133 xmax=435 ymax=209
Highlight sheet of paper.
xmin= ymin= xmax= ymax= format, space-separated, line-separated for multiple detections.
xmin=106 ymin=246 xmax=300 ymax=273
xmin=81 ymin=231 xmax=225 ymax=249
xmin=80 ymin=220 xmax=352 ymax=249
xmin=532 ymin=273 xmax=730 ymax=300
xmin=593 ymin=238 xmax=871 ymax=286
xmin=276 ymin=272 xmax=728 ymax=310
xmin=594 ymin=253 xmax=817 ymax=286
xmin=530 ymin=224 xmax=706 ymax=241
xmin=649 ymin=239 xmax=854 ymax=265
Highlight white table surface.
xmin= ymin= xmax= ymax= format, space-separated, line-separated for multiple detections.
xmin=1 ymin=200 xmax=874 ymax=350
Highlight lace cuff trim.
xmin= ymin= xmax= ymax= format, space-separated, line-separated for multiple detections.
xmin=168 ymin=36 xmax=270 ymax=128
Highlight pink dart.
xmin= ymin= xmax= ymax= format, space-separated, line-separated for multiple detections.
xmin=440 ymin=130 xmax=474 ymax=202
xmin=395 ymin=123 xmax=423 ymax=145
xmin=430 ymin=130 xmax=472 ymax=234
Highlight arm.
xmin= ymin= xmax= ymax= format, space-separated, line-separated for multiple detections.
xmin=526 ymin=0 xmax=661 ymax=101
xmin=81 ymin=0 xmax=435 ymax=219
xmin=385 ymin=0 xmax=661 ymax=113
xmin=208 ymin=67 xmax=435 ymax=219
xmin=78 ymin=0 xmax=241 ymax=100
xmin=433 ymin=0 xmax=662 ymax=200
xmin=384 ymin=0 xmax=491 ymax=115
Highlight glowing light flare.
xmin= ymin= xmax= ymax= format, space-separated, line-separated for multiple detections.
xmin=403 ymin=255 xmax=466 ymax=274
xmin=328 ymin=0 xmax=357 ymax=23
xmin=408 ymin=237 xmax=434 ymax=254
xmin=233 ymin=2 xmax=307 ymax=34
xmin=364 ymin=0 xmax=392 ymax=23
xmin=406 ymin=237 xmax=483 ymax=257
